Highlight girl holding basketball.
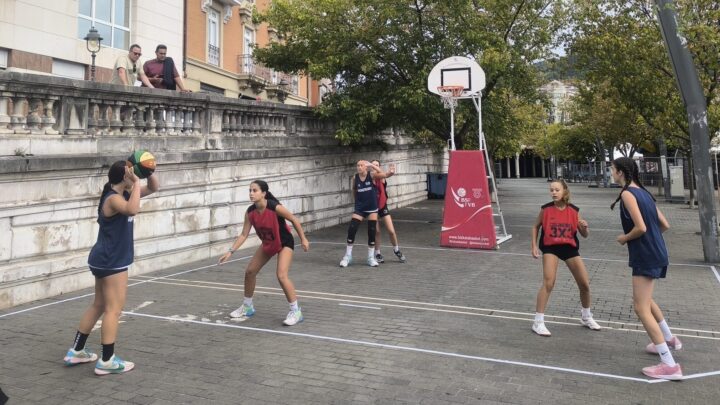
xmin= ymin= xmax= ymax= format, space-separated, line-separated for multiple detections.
xmin=610 ymin=157 xmax=682 ymax=380
xmin=370 ymin=160 xmax=406 ymax=264
xmin=218 ymin=180 xmax=309 ymax=326
xmin=64 ymin=160 xmax=159 ymax=375
xmin=531 ymin=179 xmax=601 ymax=337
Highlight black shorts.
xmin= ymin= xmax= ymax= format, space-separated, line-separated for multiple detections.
xmin=632 ymin=266 xmax=667 ymax=279
xmin=378 ymin=206 xmax=390 ymax=218
xmin=281 ymin=234 xmax=295 ymax=251
xmin=90 ymin=267 xmax=128 ymax=279
xmin=540 ymin=244 xmax=579 ymax=262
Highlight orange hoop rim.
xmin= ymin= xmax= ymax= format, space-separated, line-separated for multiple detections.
xmin=437 ymin=85 xmax=465 ymax=97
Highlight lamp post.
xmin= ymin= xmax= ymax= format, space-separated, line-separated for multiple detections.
xmin=84 ymin=26 xmax=103 ymax=81
xmin=277 ymin=78 xmax=290 ymax=103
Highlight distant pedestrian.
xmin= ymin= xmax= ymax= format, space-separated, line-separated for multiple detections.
xmin=218 ymin=180 xmax=309 ymax=326
xmin=370 ymin=160 xmax=406 ymax=264
xmin=110 ymin=44 xmax=154 ymax=88
xmin=530 ymin=179 xmax=601 ymax=336
xmin=63 ymin=161 xmax=159 ymax=375
xmin=610 ymin=157 xmax=682 ymax=380
xmin=143 ymin=45 xmax=189 ymax=91
xmin=339 ymin=160 xmax=389 ymax=268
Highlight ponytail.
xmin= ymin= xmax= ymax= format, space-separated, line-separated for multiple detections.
xmin=610 ymin=157 xmax=654 ymax=210
xmin=265 ymin=191 xmax=280 ymax=204
xmin=99 ymin=161 xmax=128 ymax=206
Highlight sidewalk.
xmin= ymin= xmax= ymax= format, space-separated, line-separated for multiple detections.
xmin=1 ymin=179 xmax=718 ymax=404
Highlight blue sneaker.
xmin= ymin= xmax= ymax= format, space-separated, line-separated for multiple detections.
xmin=230 ymin=304 xmax=255 ymax=318
xmin=63 ymin=347 xmax=98 ymax=366
xmin=94 ymin=354 xmax=134 ymax=376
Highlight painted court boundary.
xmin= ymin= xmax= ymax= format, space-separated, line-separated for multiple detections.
xmin=123 ymin=310 xmax=720 ymax=384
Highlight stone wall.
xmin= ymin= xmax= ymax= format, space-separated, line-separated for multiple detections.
xmin=0 ymin=71 xmax=447 ymax=309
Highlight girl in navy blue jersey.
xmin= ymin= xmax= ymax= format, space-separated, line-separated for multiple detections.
xmin=64 ymin=161 xmax=159 ymax=375
xmin=218 ymin=180 xmax=309 ymax=326
xmin=339 ymin=160 xmax=389 ymax=268
xmin=611 ymin=157 xmax=682 ymax=380
xmin=530 ymin=179 xmax=600 ymax=337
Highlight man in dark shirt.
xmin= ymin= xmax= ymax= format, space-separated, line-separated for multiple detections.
xmin=143 ymin=44 xmax=189 ymax=91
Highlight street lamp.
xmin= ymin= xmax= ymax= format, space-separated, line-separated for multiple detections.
xmin=277 ymin=78 xmax=290 ymax=103
xmin=84 ymin=26 xmax=103 ymax=81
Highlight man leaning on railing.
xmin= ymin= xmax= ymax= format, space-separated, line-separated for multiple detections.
xmin=111 ymin=44 xmax=154 ymax=88
xmin=143 ymin=44 xmax=191 ymax=93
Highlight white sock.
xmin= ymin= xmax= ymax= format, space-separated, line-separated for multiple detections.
xmin=581 ymin=307 xmax=592 ymax=319
xmin=534 ymin=313 xmax=544 ymax=323
xmin=243 ymin=297 xmax=253 ymax=307
xmin=375 ymin=248 xmax=381 ymax=254
xmin=393 ymin=245 xmax=400 ymax=253
xmin=289 ymin=301 xmax=299 ymax=312
xmin=345 ymin=245 xmax=353 ymax=256
xmin=658 ymin=319 xmax=673 ymax=341
xmin=368 ymin=247 xmax=375 ymax=258
xmin=655 ymin=342 xmax=676 ymax=366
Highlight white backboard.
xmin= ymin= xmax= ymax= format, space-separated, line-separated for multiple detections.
xmin=427 ymin=56 xmax=486 ymax=99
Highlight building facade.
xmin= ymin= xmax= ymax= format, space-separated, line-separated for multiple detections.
xmin=0 ymin=0 xmax=184 ymax=83
xmin=185 ymin=0 xmax=320 ymax=106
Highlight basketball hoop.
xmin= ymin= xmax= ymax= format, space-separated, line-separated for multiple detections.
xmin=437 ymin=85 xmax=464 ymax=109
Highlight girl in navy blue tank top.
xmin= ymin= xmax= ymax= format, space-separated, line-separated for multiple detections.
xmin=338 ymin=160 xmax=391 ymax=268
xmin=218 ymin=180 xmax=309 ymax=326
xmin=64 ymin=160 xmax=160 ymax=375
xmin=611 ymin=157 xmax=682 ymax=380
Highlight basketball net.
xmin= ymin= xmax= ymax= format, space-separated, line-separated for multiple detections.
xmin=437 ymin=85 xmax=464 ymax=109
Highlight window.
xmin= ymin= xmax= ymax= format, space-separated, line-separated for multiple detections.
xmin=0 ymin=49 xmax=7 ymax=69
xmin=52 ymin=59 xmax=85 ymax=79
xmin=200 ymin=82 xmax=225 ymax=95
xmin=77 ymin=0 xmax=130 ymax=50
xmin=208 ymin=9 xmax=220 ymax=66
xmin=244 ymin=27 xmax=255 ymax=56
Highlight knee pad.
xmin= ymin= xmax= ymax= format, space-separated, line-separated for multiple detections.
xmin=367 ymin=220 xmax=377 ymax=246
xmin=347 ymin=218 xmax=361 ymax=244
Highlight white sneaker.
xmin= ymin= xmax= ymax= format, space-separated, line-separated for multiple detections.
xmin=283 ymin=309 xmax=303 ymax=326
xmin=339 ymin=255 xmax=352 ymax=268
xmin=581 ymin=317 xmax=601 ymax=330
xmin=229 ymin=304 xmax=255 ymax=318
xmin=532 ymin=321 xmax=551 ymax=336
xmin=367 ymin=256 xmax=379 ymax=267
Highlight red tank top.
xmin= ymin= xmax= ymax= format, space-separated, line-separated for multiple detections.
xmin=375 ymin=178 xmax=387 ymax=208
xmin=541 ymin=203 xmax=579 ymax=248
xmin=247 ymin=200 xmax=289 ymax=256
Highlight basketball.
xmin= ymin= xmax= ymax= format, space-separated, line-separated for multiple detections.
xmin=127 ymin=150 xmax=156 ymax=179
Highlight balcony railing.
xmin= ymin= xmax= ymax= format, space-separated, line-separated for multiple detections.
xmin=238 ymin=54 xmax=272 ymax=81
xmin=208 ymin=44 xmax=220 ymax=66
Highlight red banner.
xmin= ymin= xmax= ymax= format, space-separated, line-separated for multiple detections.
xmin=440 ymin=150 xmax=497 ymax=249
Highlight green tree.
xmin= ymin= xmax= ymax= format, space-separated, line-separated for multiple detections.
xmin=568 ymin=0 xmax=720 ymax=151
xmin=255 ymin=0 xmax=567 ymax=151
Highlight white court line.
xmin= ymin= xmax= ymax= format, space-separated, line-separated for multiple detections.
xmin=338 ymin=303 xmax=382 ymax=310
xmin=712 ymin=266 xmax=720 ymax=285
xmin=0 ymin=255 xmax=253 ymax=319
xmin=123 ymin=310 xmax=668 ymax=384
xmin=311 ymin=241 xmax=713 ymax=268
xmin=129 ymin=276 xmax=720 ymax=340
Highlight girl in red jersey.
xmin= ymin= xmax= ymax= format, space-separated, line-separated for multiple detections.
xmin=530 ymin=179 xmax=601 ymax=336
xmin=370 ymin=160 xmax=406 ymax=264
xmin=218 ymin=180 xmax=309 ymax=326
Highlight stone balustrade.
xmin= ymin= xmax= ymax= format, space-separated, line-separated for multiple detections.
xmin=0 ymin=71 xmax=335 ymax=156
xmin=0 ymin=71 xmax=447 ymax=310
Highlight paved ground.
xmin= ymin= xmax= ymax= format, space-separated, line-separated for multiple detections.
xmin=1 ymin=179 xmax=719 ymax=404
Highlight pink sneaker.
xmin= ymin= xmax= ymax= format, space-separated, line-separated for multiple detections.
xmin=641 ymin=362 xmax=683 ymax=380
xmin=645 ymin=336 xmax=683 ymax=354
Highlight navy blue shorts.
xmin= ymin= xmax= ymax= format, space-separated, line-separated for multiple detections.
xmin=353 ymin=210 xmax=378 ymax=218
xmin=90 ymin=267 xmax=128 ymax=279
xmin=632 ymin=266 xmax=667 ymax=279
xmin=540 ymin=244 xmax=580 ymax=262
